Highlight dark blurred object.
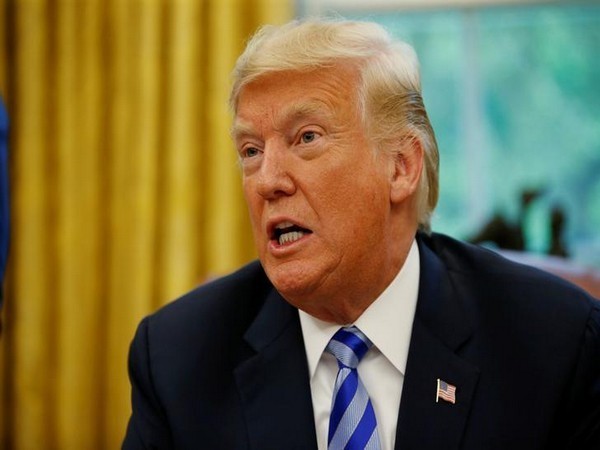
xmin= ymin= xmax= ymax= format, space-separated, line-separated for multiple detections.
xmin=469 ymin=188 xmax=600 ymax=296
xmin=470 ymin=188 xmax=543 ymax=251
xmin=549 ymin=206 xmax=568 ymax=258
xmin=469 ymin=213 xmax=524 ymax=250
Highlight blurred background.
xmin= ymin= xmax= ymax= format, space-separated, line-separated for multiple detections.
xmin=0 ymin=0 xmax=598 ymax=448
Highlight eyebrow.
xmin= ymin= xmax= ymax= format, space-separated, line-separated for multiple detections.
xmin=230 ymin=121 xmax=255 ymax=141
xmin=287 ymin=100 xmax=327 ymax=117
xmin=231 ymin=99 xmax=334 ymax=141
xmin=284 ymin=100 xmax=335 ymax=126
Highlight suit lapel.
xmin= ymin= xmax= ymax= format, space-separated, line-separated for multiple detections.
xmin=234 ymin=288 xmax=318 ymax=450
xmin=395 ymin=236 xmax=480 ymax=450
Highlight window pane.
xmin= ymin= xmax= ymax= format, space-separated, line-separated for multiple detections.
xmin=336 ymin=4 xmax=600 ymax=267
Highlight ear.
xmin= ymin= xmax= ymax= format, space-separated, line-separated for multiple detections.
xmin=389 ymin=135 xmax=424 ymax=204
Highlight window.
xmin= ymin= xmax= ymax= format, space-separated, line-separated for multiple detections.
xmin=299 ymin=1 xmax=600 ymax=268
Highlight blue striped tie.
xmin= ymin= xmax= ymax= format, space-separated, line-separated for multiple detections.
xmin=326 ymin=326 xmax=381 ymax=450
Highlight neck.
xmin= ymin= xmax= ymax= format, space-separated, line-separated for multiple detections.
xmin=300 ymin=231 xmax=416 ymax=324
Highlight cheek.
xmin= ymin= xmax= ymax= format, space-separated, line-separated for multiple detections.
xmin=322 ymin=162 xmax=389 ymax=209
xmin=243 ymin=184 xmax=264 ymax=230
xmin=320 ymin=176 xmax=389 ymax=241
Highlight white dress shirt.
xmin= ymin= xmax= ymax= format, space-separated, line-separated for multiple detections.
xmin=299 ymin=240 xmax=420 ymax=450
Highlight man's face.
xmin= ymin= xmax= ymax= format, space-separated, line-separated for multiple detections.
xmin=233 ymin=66 xmax=401 ymax=322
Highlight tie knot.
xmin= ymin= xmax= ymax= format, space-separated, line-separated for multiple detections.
xmin=326 ymin=326 xmax=373 ymax=369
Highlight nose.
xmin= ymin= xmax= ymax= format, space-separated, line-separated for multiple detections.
xmin=255 ymin=145 xmax=296 ymax=199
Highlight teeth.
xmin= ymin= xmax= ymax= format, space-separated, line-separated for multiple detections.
xmin=278 ymin=230 xmax=304 ymax=245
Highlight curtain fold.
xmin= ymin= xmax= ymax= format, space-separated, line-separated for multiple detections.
xmin=0 ymin=0 xmax=293 ymax=448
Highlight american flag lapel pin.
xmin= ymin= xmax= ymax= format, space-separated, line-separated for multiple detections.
xmin=436 ymin=378 xmax=457 ymax=404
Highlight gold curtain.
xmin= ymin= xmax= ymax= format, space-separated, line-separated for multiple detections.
xmin=0 ymin=0 xmax=293 ymax=448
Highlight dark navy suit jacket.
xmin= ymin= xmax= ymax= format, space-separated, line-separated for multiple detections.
xmin=123 ymin=233 xmax=600 ymax=449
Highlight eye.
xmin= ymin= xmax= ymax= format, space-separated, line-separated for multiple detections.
xmin=300 ymin=131 xmax=319 ymax=144
xmin=242 ymin=146 xmax=260 ymax=158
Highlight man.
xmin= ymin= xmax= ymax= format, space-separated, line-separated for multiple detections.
xmin=123 ymin=19 xmax=600 ymax=449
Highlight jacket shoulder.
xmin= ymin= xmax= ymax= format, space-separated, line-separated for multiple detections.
xmin=144 ymin=260 xmax=272 ymax=343
xmin=419 ymin=231 xmax=599 ymax=336
xmin=423 ymin=231 xmax=595 ymax=301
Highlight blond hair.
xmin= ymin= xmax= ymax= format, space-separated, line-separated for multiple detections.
xmin=230 ymin=19 xmax=439 ymax=232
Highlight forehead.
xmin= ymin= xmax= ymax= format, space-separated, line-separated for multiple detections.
xmin=232 ymin=66 xmax=361 ymax=135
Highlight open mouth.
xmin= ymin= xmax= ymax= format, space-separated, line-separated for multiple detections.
xmin=271 ymin=221 xmax=313 ymax=246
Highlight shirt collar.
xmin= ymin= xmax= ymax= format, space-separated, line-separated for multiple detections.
xmin=299 ymin=239 xmax=420 ymax=378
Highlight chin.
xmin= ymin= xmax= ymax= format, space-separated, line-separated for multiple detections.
xmin=263 ymin=260 xmax=321 ymax=302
